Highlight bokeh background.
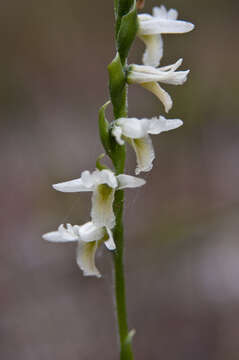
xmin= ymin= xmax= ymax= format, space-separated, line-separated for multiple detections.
xmin=1 ymin=0 xmax=239 ymax=359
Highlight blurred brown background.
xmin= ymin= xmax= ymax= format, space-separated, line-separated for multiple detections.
xmin=1 ymin=0 xmax=239 ymax=359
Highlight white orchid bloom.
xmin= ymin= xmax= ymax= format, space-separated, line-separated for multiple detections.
xmin=127 ymin=58 xmax=189 ymax=112
xmin=53 ymin=169 xmax=145 ymax=228
xmin=138 ymin=5 xmax=194 ymax=67
xmin=112 ymin=116 xmax=183 ymax=174
xmin=42 ymin=222 xmax=116 ymax=277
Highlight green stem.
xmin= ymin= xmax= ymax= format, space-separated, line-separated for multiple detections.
xmin=111 ymin=82 xmax=133 ymax=359
xmin=113 ymin=190 xmax=133 ymax=360
xmin=110 ymin=60 xmax=133 ymax=357
xmin=107 ymin=1 xmax=137 ymax=358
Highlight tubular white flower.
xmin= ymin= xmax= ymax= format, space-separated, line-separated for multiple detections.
xmin=138 ymin=6 xmax=194 ymax=67
xmin=43 ymin=222 xmax=116 ymax=277
xmin=112 ymin=116 xmax=183 ymax=174
xmin=127 ymin=59 xmax=189 ymax=112
xmin=53 ymin=169 xmax=145 ymax=228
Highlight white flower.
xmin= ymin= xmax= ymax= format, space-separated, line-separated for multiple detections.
xmin=127 ymin=58 xmax=189 ymax=112
xmin=53 ymin=169 xmax=146 ymax=228
xmin=138 ymin=5 xmax=194 ymax=67
xmin=42 ymin=222 xmax=116 ymax=277
xmin=112 ymin=116 xmax=183 ymax=174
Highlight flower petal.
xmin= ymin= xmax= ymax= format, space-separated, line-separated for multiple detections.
xmin=42 ymin=224 xmax=79 ymax=242
xmin=148 ymin=116 xmax=183 ymax=134
xmin=117 ymin=174 xmax=146 ymax=189
xmin=91 ymin=185 xmax=115 ymax=228
xmin=139 ymin=18 xmax=194 ymax=35
xmin=141 ymin=82 xmax=172 ymax=113
xmin=79 ymin=221 xmax=105 ymax=243
xmin=104 ymin=227 xmax=116 ymax=251
xmin=81 ymin=170 xmax=96 ymax=188
xmin=129 ymin=63 xmax=189 ymax=85
xmin=167 ymin=9 xmax=178 ymax=21
xmin=76 ymin=241 xmax=101 ymax=277
xmin=117 ymin=118 xmax=149 ymax=139
xmin=158 ymin=58 xmax=183 ymax=72
xmin=112 ymin=125 xmax=125 ymax=145
xmin=140 ymin=34 xmax=163 ymax=67
xmin=42 ymin=231 xmax=69 ymax=242
xmin=152 ymin=5 xmax=169 ymax=19
xmin=153 ymin=6 xmax=179 ymax=21
xmin=129 ymin=135 xmax=155 ymax=175
xmin=159 ymin=70 xmax=190 ymax=86
xmin=94 ymin=169 xmax=118 ymax=189
xmin=53 ymin=178 xmax=93 ymax=193
xmin=130 ymin=59 xmax=182 ymax=75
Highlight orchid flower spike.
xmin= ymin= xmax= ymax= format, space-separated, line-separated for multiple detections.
xmin=127 ymin=58 xmax=189 ymax=112
xmin=138 ymin=5 xmax=194 ymax=67
xmin=43 ymin=222 xmax=116 ymax=277
xmin=112 ymin=116 xmax=183 ymax=174
xmin=53 ymin=169 xmax=145 ymax=228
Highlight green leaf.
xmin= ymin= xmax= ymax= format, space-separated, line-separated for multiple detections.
xmin=98 ymin=101 xmax=111 ymax=156
xmin=117 ymin=0 xmax=138 ymax=63
xmin=108 ymin=53 xmax=127 ymax=119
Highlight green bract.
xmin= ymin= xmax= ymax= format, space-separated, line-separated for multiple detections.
xmin=117 ymin=0 xmax=138 ymax=64
xmin=95 ymin=154 xmax=109 ymax=171
xmin=115 ymin=0 xmax=135 ymax=36
xmin=108 ymin=53 xmax=126 ymax=120
xmin=98 ymin=102 xmax=111 ymax=157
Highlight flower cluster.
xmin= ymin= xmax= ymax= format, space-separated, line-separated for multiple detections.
xmin=43 ymin=4 xmax=194 ymax=277
xmin=43 ymin=170 xmax=145 ymax=277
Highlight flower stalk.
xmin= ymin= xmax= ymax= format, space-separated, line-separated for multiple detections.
xmin=113 ymin=189 xmax=133 ymax=359
xmin=109 ymin=2 xmax=138 ymax=358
